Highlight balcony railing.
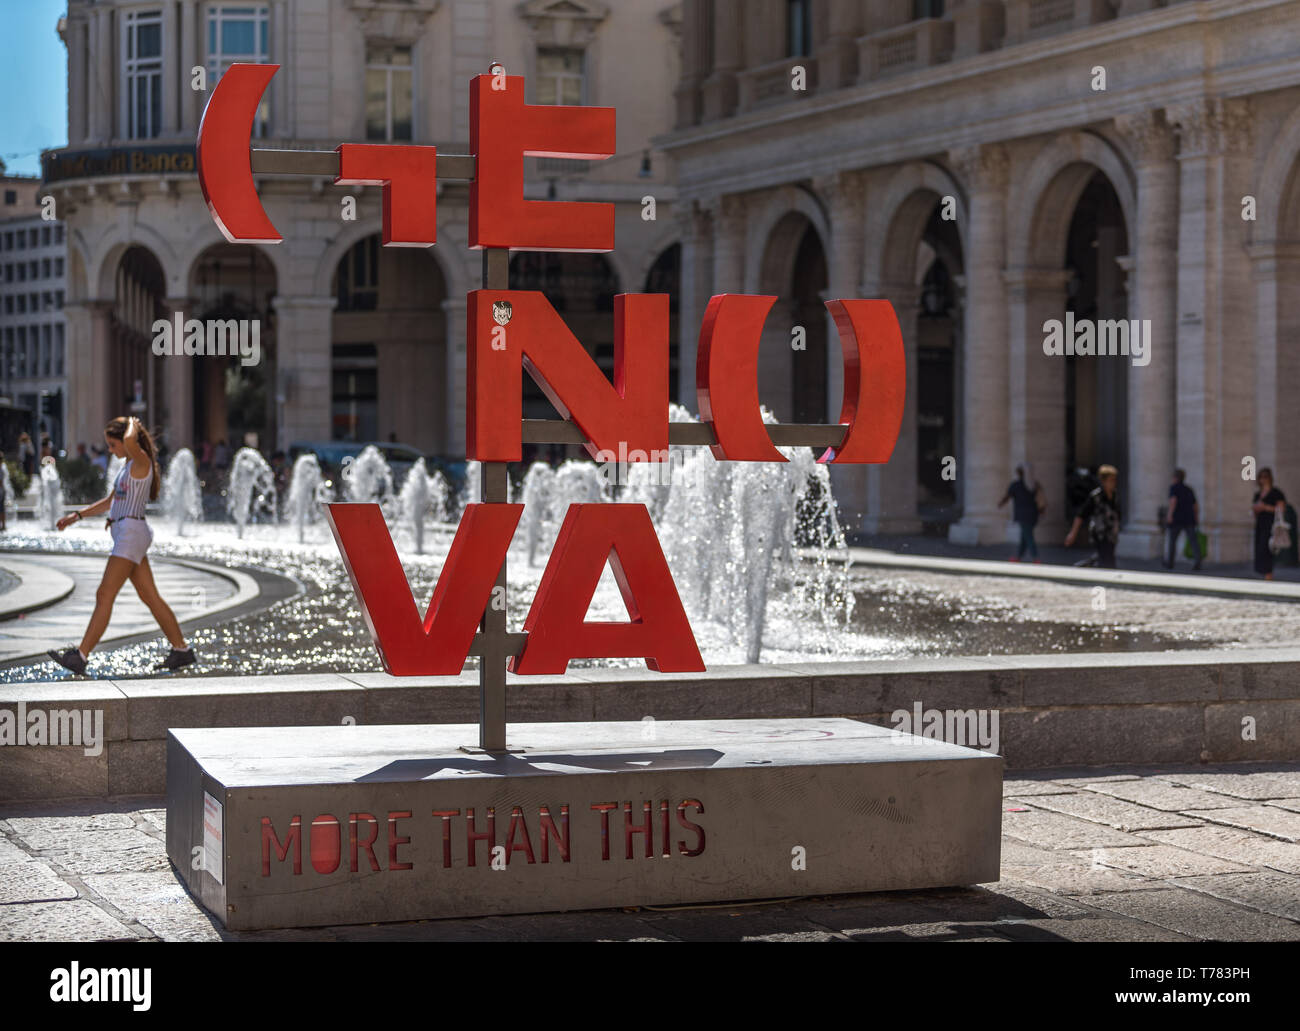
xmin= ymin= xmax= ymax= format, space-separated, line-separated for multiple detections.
xmin=858 ymin=18 xmax=955 ymax=81
xmin=737 ymin=56 xmax=820 ymax=112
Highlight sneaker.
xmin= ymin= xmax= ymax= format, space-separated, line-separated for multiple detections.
xmin=47 ymin=646 xmax=87 ymax=675
xmin=157 ymin=647 xmax=196 ymax=672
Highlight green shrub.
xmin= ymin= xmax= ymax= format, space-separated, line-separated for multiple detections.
xmin=4 ymin=460 xmax=29 ymax=498
xmin=55 ymin=457 xmax=106 ymax=504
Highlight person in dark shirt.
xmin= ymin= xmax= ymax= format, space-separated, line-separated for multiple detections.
xmin=1066 ymin=464 xmax=1121 ymax=568
xmin=1251 ymin=467 xmax=1287 ymax=580
xmin=998 ymin=464 xmax=1043 ymax=562
xmin=1164 ymin=468 xmax=1200 ymax=571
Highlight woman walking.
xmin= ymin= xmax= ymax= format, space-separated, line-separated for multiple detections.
xmin=46 ymin=416 xmax=195 ymax=674
xmin=1251 ymin=467 xmax=1287 ymax=581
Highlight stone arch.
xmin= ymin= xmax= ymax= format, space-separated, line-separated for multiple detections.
xmin=91 ymin=225 xmax=179 ymax=300
xmin=868 ymin=161 xmax=968 ymax=288
xmin=1010 ymin=130 xmax=1136 ymax=269
xmin=1257 ymin=102 xmax=1300 ymax=240
xmin=744 ymin=185 xmax=831 ymax=294
xmin=311 ymin=218 xmax=466 ymax=301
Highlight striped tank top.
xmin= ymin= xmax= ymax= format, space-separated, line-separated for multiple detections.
xmin=108 ymin=462 xmax=154 ymax=521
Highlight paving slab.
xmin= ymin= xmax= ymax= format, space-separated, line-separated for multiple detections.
xmin=0 ymin=899 xmax=138 ymax=942
xmin=1172 ymin=871 xmax=1300 ymax=923
xmin=1142 ymin=825 xmax=1300 ymax=876
xmin=1083 ymin=888 xmax=1300 ymax=942
xmin=1000 ymin=807 xmax=1148 ymax=850
xmin=1080 ymin=779 xmax=1249 ymax=811
xmin=1159 ymin=770 xmax=1300 ymax=800
xmin=1073 ymin=844 xmax=1256 ymax=879
xmin=1195 ymin=805 xmax=1300 ymax=842
xmin=1014 ymin=792 xmax=1204 ymax=832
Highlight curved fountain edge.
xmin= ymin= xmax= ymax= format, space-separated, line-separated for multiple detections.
xmin=2 ymin=645 xmax=1298 ymax=800
xmin=0 ymin=554 xmax=77 ymax=619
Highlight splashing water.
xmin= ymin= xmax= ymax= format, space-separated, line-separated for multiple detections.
xmin=227 ymin=448 xmax=277 ymax=538
xmin=460 ymin=460 xmax=513 ymax=513
xmin=286 ymin=453 xmax=329 ymax=544
xmin=399 ymin=459 xmax=449 ymax=555
xmin=162 ymin=448 xmax=203 ymax=536
xmin=1 ymin=463 xmax=14 ymax=521
xmin=342 ymin=445 xmax=395 ymax=524
xmin=36 ymin=459 xmax=63 ymax=531
xmin=516 ymin=404 xmax=853 ymax=663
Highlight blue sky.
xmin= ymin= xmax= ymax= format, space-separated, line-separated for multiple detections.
xmin=0 ymin=1 xmax=69 ymax=176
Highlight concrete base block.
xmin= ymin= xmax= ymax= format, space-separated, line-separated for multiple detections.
xmin=166 ymin=718 xmax=1002 ymax=930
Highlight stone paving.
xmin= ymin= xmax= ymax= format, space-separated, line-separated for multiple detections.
xmin=2 ymin=762 xmax=1298 ymax=941
xmin=0 ymin=552 xmax=241 ymax=664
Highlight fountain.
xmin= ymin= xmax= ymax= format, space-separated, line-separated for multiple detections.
xmin=226 ymin=447 xmax=277 ymax=538
xmin=286 ymin=453 xmax=333 ymax=544
xmin=459 ymin=459 xmax=514 ymax=513
xmin=342 ymin=444 xmax=395 ymax=523
xmin=519 ymin=462 xmax=557 ymax=566
xmin=106 ymin=453 xmax=127 ymax=490
xmin=35 ymin=457 xmax=63 ymax=531
xmin=1 ymin=462 xmax=14 ymax=522
xmin=162 ymin=448 xmax=203 ymax=536
xmin=398 ymin=459 xmax=450 ymax=555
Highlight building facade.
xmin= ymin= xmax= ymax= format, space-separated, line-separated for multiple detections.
xmin=46 ymin=0 xmax=682 ymax=463
xmin=0 ymin=174 xmax=69 ymax=451
xmin=660 ymin=0 xmax=1300 ymax=561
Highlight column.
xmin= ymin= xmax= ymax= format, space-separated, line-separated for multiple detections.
xmin=65 ymin=302 xmax=114 ymax=450
xmin=947 ymin=143 xmax=1011 ymax=546
xmin=674 ymin=0 xmax=706 ymax=127
xmin=859 ymin=280 xmax=921 ymax=535
xmin=67 ymin=10 xmax=88 ymax=143
xmin=815 ymin=0 xmax=861 ymax=88
xmin=161 ymin=296 xmax=195 ymax=452
xmin=674 ymin=201 xmax=713 ymax=411
xmin=709 ymin=194 xmax=746 ymax=295
xmin=272 ymin=297 xmax=335 ymax=451
xmin=442 ymin=297 xmax=467 ymax=456
xmin=1003 ymin=266 xmax=1070 ymax=544
xmin=90 ymin=6 xmax=115 ymax=142
xmin=701 ymin=0 xmax=740 ymax=120
xmin=162 ymin=1 xmax=178 ymax=135
xmin=180 ymin=1 xmax=199 ymax=136
xmin=822 ymin=171 xmax=869 ymax=532
xmin=1113 ymin=109 xmax=1178 ymax=558
xmin=1166 ymin=98 xmax=1256 ymax=562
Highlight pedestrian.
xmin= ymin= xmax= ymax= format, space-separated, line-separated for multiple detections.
xmin=998 ymin=463 xmax=1043 ymax=562
xmin=45 ymin=416 xmax=195 ymax=675
xmin=17 ymin=432 xmax=34 ymax=476
xmin=1251 ymin=467 xmax=1288 ymax=581
xmin=76 ymin=442 xmax=89 ymax=461
xmin=40 ymin=433 xmax=53 ymax=460
xmin=1164 ymin=468 xmax=1201 ymax=571
xmin=90 ymin=444 xmax=108 ymax=472
xmin=213 ymin=438 xmax=230 ymax=472
xmin=1066 ymin=463 xmax=1121 ymax=569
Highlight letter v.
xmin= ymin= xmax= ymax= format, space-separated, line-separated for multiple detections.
xmin=325 ymin=503 xmax=522 ymax=675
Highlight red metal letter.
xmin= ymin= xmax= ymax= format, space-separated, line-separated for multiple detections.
xmin=198 ymin=63 xmax=281 ymax=244
xmin=325 ymin=502 xmax=522 ymax=675
xmin=335 ymin=143 xmax=438 ymax=247
xmin=511 ymin=504 xmax=704 ymax=674
xmin=469 ymin=74 xmax=615 ymax=251
xmin=822 ymin=299 xmax=906 ymax=464
xmin=467 ymin=291 xmax=669 ymax=462
xmin=695 ymin=294 xmax=785 ymax=462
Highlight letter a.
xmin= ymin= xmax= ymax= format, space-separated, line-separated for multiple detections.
xmin=511 ymin=504 xmax=704 ymax=674
xmin=326 ymin=503 xmax=522 ymax=675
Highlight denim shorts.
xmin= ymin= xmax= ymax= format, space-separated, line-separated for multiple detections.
xmin=109 ymin=519 xmax=153 ymax=563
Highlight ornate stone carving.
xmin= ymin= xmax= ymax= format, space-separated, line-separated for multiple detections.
xmin=1113 ymin=109 xmax=1176 ymax=166
xmin=948 ymin=143 xmax=1009 ymax=192
xmin=518 ymin=0 xmax=610 ymax=47
xmin=1167 ymin=97 xmax=1254 ymax=158
xmin=344 ymin=0 xmax=440 ymax=42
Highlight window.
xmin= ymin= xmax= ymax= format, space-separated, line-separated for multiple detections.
xmin=332 ymin=343 xmax=379 ymax=441
xmin=54 ymin=257 xmax=64 ymax=277
xmin=124 ymin=9 xmax=164 ymax=139
xmin=55 ymin=290 xmax=63 ymax=309
xmin=42 ymin=292 xmax=52 ymax=312
xmin=29 ymin=262 xmax=37 ymax=278
xmin=41 ymin=325 xmax=51 ymax=376
xmin=41 ymin=226 xmax=50 ymax=246
xmin=28 ymin=230 xmax=37 ymax=246
xmin=55 ymin=324 xmax=64 ymax=376
xmin=335 ymin=235 xmax=379 ymax=311
xmin=913 ymin=0 xmax=945 ymax=17
xmin=365 ymin=44 xmax=413 ymax=141
xmin=536 ymin=49 xmax=584 ymax=105
xmin=787 ymin=0 xmax=811 ymax=57
xmin=16 ymin=264 xmax=25 ymax=282
xmin=2 ymin=297 xmax=11 ymax=315
xmin=41 ymin=259 xmax=50 ymax=278
xmin=208 ymin=6 xmax=270 ymax=134
xmin=16 ymin=327 xmax=26 ymax=377
xmin=3 ymin=190 xmax=15 ymax=205
xmin=3 ymin=231 xmax=11 ymax=248
xmin=16 ymin=232 xmax=24 ymax=250
xmin=3 ymin=264 xmax=11 ymax=282
xmin=16 ymin=295 xmax=25 ymax=314
xmin=54 ymin=225 xmax=63 ymax=244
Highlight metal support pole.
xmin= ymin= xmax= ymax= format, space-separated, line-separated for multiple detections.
xmin=479 ymin=247 xmax=511 ymax=752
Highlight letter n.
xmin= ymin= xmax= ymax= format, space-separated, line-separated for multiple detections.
xmin=467 ymin=291 xmax=668 ymax=462
xmin=325 ymin=502 xmax=522 ymax=675
xmin=511 ymin=504 xmax=703 ymax=674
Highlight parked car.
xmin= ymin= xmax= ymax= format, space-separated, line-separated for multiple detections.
xmin=289 ymin=441 xmax=467 ymax=500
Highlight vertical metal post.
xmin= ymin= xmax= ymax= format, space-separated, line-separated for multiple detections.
xmin=479 ymin=247 xmax=510 ymax=751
